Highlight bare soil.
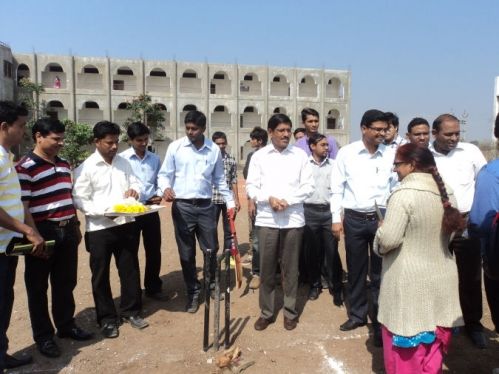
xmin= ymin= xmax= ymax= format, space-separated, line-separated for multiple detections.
xmin=6 ymin=179 xmax=499 ymax=373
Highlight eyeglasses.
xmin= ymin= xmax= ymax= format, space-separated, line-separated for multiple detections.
xmin=368 ymin=126 xmax=387 ymax=133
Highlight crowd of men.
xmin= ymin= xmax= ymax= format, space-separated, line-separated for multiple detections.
xmin=0 ymin=99 xmax=498 ymax=370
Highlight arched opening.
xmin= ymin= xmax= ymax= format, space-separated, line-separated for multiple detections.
xmin=180 ymin=69 xmax=201 ymax=94
xmin=298 ymin=75 xmax=317 ymax=97
xmin=78 ymin=101 xmax=103 ymax=125
xmin=326 ymin=77 xmax=344 ymax=99
xmin=153 ymin=103 xmax=170 ymax=129
xmin=147 ymin=68 xmax=170 ymax=93
xmin=270 ymin=74 xmax=290 ymax=97
xmin=211 ymin=105 xmax=231 ymax=128
xmin=114 ymin=102 xmax=132 ymax=126
xmin=210 ymin=71 xmax=231 ymax=95
xmin=327 ymin=109 xmax=342 ymax=130
xmin=240 ymin=106 xmax=261 ymax=128
xmin=77 ymin=64 xmax=103 ymax=90
xmin=273 ymin=107 xmax=287 ymax=114
xmin=16 ymin=64 xmax=30 ymax=85
xmin=240 ymin=73 xmax=261 ymax=96
xmin=113 ymin=66 xmax=137 ymax=91
xmin=46 ymin=100 xmax=67 ymax=120
xmin=42 ymin=63 xmax=66 ymax=89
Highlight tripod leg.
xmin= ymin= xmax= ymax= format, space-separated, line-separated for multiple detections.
xmin=214 ymin=255 xmax=222 ymax=351
xmin=225 ymin=248 xmax=231 ymax=348
xmin=203 ymin=249 xmax=212 ymax=352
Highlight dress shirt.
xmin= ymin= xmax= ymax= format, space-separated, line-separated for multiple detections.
xmin=330 ymin=140 xmax=396 ymax=223
xmin=305 ymin=156 xmax=333 ymax=205
xmin=157 ymin=136 xmax=234 ymax=208
xmin=294 ymin=135 xmax=339 ymax=159
xmin=385 ymin=135 xmax=408 ymax=151
xmin=120 ymin=147 xmax=161 ymax=203
xmin=246 ymin=143 xmax=314 ymax=228
xmin=430 ymin=142 xmax=487 ymax=213
xmin=73 ymin=150 xmax=143 ymax=232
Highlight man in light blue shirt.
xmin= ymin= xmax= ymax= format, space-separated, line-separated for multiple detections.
xmin=120 ymin=122 xmax=165 ymax=301
xmin=157 ymin=110 xmax=235 ymax=313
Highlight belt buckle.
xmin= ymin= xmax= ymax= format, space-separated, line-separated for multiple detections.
xmin=58 ymin=220 xmax=69 ymax=227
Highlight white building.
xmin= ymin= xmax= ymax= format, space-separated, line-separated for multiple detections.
xmin=1 ymin=43 xmax=351 ymax=162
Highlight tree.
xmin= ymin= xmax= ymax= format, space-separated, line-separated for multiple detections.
xmin=17 ymin=77 xmax=46 ymax=123
xmin=124 ymin=94 xmax=165 ymax=141
xmin=59 ymin=119 xmax=93 ymax=168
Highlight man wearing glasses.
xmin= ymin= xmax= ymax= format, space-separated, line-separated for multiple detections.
xmin=331 ymin=109 xmax=396 ymax=347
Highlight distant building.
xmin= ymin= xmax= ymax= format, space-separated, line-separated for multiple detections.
xmin=1 ymin=43 xmax=351 ymax=162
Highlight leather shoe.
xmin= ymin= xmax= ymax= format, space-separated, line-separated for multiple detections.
xmin=284 ymin=317 xmax=298 ymax=331
xmin=469 ymin=330 xmax=487 ymax=349
xmin=122 ymin=315 xmax=149 ymax=329
xmin=5 ymin=354 xmax=33 ymax=369
xmin=308 ymin=287 xmax=321 ymax=301
xmin=186 ymin=294 xmax=200 ymax=313
xmin=101 ymin=322 xmax=119 ymax=339
xmin=57 ymin=326 xmax=94 ymax=341
xmin=37 ymin=339 xmax=61 ymax=358
xmin=332 ymin=290 xmax=343 ymax=307
xmin=372 ymin=325 xmax=383 ymax=347
xmin=254 ymin=317 xmax=273 ymax=331
xmin=339 ymin=319 xmax=366 ymax=331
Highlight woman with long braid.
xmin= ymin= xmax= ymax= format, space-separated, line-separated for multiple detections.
xmin=374 ymin=143 xmax=465 ymax=374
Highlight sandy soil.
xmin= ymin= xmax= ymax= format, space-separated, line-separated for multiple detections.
xmin=5 ymin=179 xmax=499 ymax=374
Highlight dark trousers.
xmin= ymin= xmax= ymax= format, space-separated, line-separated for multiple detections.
xmin=214 ymin=203 xmax=232 ymax=250
xmin=0 ymin=253 xmax=18 ymax=370
xmin=484 ymin=273 xmax=499 ymax=331
xmin=84 ymin=223 xmax=142 ymax=325
xmin=171 ymin=200 xmax=217 ymax=296
xmin=451 ymin=236 xmax=484 ymax=332
xmin=251 ymin=223 xmax=260 ymax=276
xmin=25 ymin=221 xmax=78 ymax=343
xmin=258 ymin=226 xmax=303 ymax=321
xmin=303 ymin=205 xmax=343 ymax=291
xmin=343 ymin=210 xmax=381 ymax=324
xmin=135 ymin=212 xmax=162 ymax=294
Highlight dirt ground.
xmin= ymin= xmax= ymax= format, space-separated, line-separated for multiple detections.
xmin=5 ymin=179 xmax=499 ymax=374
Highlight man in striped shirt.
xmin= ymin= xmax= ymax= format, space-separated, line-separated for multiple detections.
xmin=0 ymin=101 xmax=44 ymax=371
xmin=16 ymin=118 xmax=93 ymax=359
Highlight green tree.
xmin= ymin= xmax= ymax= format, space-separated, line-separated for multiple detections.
xmin=124 ymin=94 xmax=165 ymax=141
xmin=59 ymin=119 xmax=93 ymax=168
xmin=17 ymin=77 xmax=46 ymax=124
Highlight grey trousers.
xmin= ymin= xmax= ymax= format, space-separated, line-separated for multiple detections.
xmin=257 ymin=226 xmax=303 ymax=321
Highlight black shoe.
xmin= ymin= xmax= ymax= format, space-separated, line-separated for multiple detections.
xmin=469 ymin=330 xmax=487 ymax=349
xmin=254 ymin=317 xmax=273 ymax=331
xmin=372 ymin=325 xmax=383 ymax=347
xmin=332 ymin=290 xmax=343 ymax=307
xmin=5 ymin=354 xmax=33 ymax=369
xmin=37 ymin=339 xmax=61 ymax=358
xmin=308 ymin=287 xmax=321 ymax=301
xmin=122 ymin=315 xmax=149 ymax=330
xmin=186 ymin=294 xmax=200 ymax=313
xmin=339 ymin=319 xmax=366 ymax=331
xmin=57 ymin=326 xmax=94 ymax=341
xmin=101 ymin=322 xmax=119 ymax=339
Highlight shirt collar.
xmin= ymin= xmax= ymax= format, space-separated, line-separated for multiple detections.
xmin=181 ymin=136 xmax=212 ymax=151
xmin=355 ymin=140 xmax=385 ymax=156
xmin=265 ymin=142 xmax=294 ymax=154
xmin=308 ymin=155 xmax=330 ymax=166
xmin=429 ymin=141 xmax=464 ymax=157
xmin=28 ymin=150 xmax=62 ymax=165
xmin=124 ymin=147 xmax=151 ymax=161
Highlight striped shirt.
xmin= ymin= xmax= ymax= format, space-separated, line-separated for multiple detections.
xmin=16 ymin=151 xmax=76 ymax=222
xmin=0 ymin=146 xmax=24 ymax=253
xmin=212 ymin=152 xmax=237 ymax=205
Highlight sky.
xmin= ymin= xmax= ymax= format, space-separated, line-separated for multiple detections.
xmin=2 ymin=0 xmax=499 ymax=141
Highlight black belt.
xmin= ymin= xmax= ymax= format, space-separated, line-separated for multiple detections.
xmin=344 ymin=209 xmax=378 ymax=221
xmin=43 ymin=217 xmax=77 ymax=227
xmin=175 ymin=198 xmax=211 ymax=205
xmin=303 ymin=203 xmax=330 ymax=210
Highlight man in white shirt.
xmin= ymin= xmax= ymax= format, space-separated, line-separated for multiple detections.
xmin=73 ymin=121 xmax=148 ymax=339
xmin=331 ymin=109 xmax=395 ymax=347
xmin=246 ymin=113 xmax=314 ymax=332
xmin=430 ymin=113 xmax=488 ymax=348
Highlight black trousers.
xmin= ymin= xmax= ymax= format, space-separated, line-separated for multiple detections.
xmin=0 ymin=253 xmax=18 ymax=370
xmin=84 ymin=223 xmax=142 ymax=325
xmin=484 ymin=273 xmax=499 ymax=332
xmin=214 ymin=203 xmax=232 ymax=250
xmin=343 ymin=210 xmax=381 ymax=324
xmin=25 ymin=220 xmax=78 ymax=343
xmin=135 ymin=212 xmax=162 ymax=294
xmin=303 ymin=204 xmax=343 ymax=291
xmin=171 ymin=200 xmax=217 ymax=296
xmin=451 ymin=236 xmax=484 ymax=332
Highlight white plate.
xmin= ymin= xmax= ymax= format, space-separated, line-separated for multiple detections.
xmin=104 ymin=205 xmax=165 ymax=217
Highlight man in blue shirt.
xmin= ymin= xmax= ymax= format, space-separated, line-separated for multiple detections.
xmin=469 ymin=114 xmax=499 ymax=334
xmin=158 ymin=111 xmax=235 ymax=313
xmin=120 ymin=122 xmax=165 ymax=301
